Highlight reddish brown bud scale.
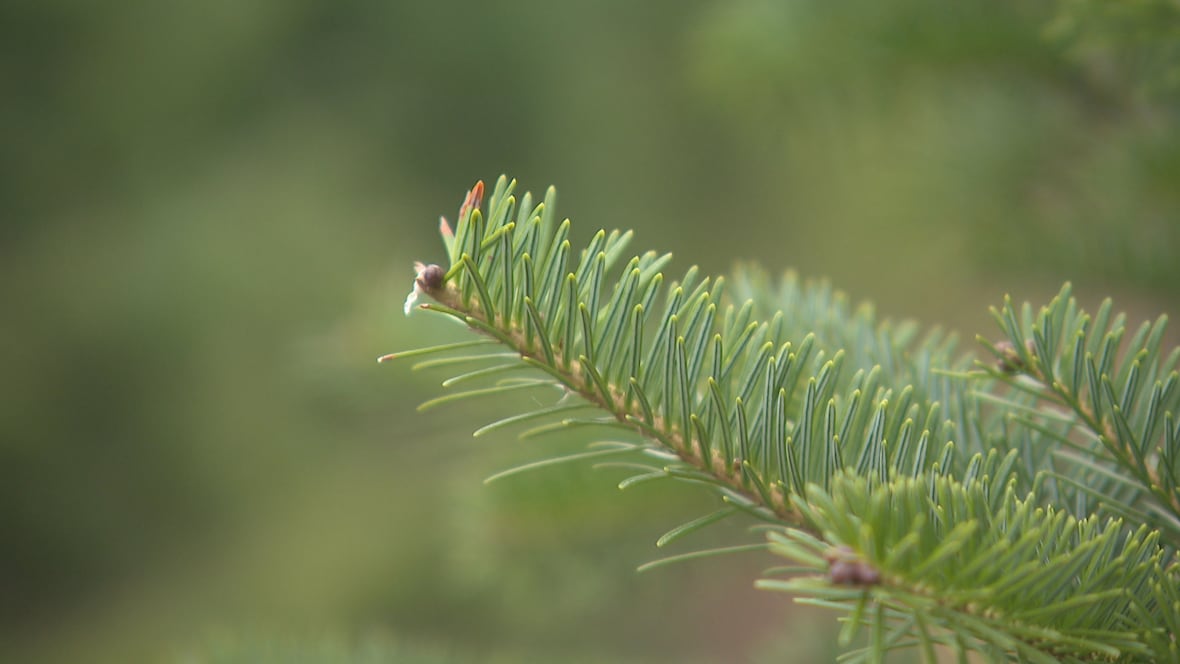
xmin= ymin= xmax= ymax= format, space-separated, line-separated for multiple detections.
xmin=458 ymin=180 xmax=486 ymax=223
xmin=470 ymin=180 xmax=485 ymax=209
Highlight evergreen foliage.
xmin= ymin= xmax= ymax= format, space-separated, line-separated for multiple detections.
xmin=388 ymin=177 xmax=1180 ymax=662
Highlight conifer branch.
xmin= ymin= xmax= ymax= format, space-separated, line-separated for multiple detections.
xmin=388 ymin=176 xmax=1180 ymax=662
xmin=979 ymin=285 xmax=1180 ymax=545
xmin=418 ymin=232 xmax=801 ymax=525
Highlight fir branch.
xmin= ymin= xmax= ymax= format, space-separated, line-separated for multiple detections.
xmin=979 ymin=284 xmax=1180 ymax=544
xmin=421 ymin=263 xmax=798 ymax=522
xmin=389 ymin=176 xmax=1180 ymax=663
xmin=398 ymin=177 xmax=979 ymax=530
xmin=764 ymin=471 xmax=1168 ymax=662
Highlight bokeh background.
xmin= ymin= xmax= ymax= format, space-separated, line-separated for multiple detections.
xmin=2 ymin=1 xmax=1178 ymax=662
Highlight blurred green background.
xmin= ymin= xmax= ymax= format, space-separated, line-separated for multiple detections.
xmin=2 ymin=1 xmax=1178 ymax=662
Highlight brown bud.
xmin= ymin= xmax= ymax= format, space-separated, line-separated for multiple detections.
xmin=824 ymin=545 xmax=881 ymax=586
xmin=415 ymin=263 xmax=445 ymax=291
xmin=994 ymin=340 xmax=1024 ymax=374
xmin=828 ymin=560 xmax=858 ymax=584
xmin=853 ymin=562 xmax=880 ymax=585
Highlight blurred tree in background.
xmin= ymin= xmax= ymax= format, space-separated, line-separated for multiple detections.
xmin=0 ymin=1 xmax=1176 ymax=662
